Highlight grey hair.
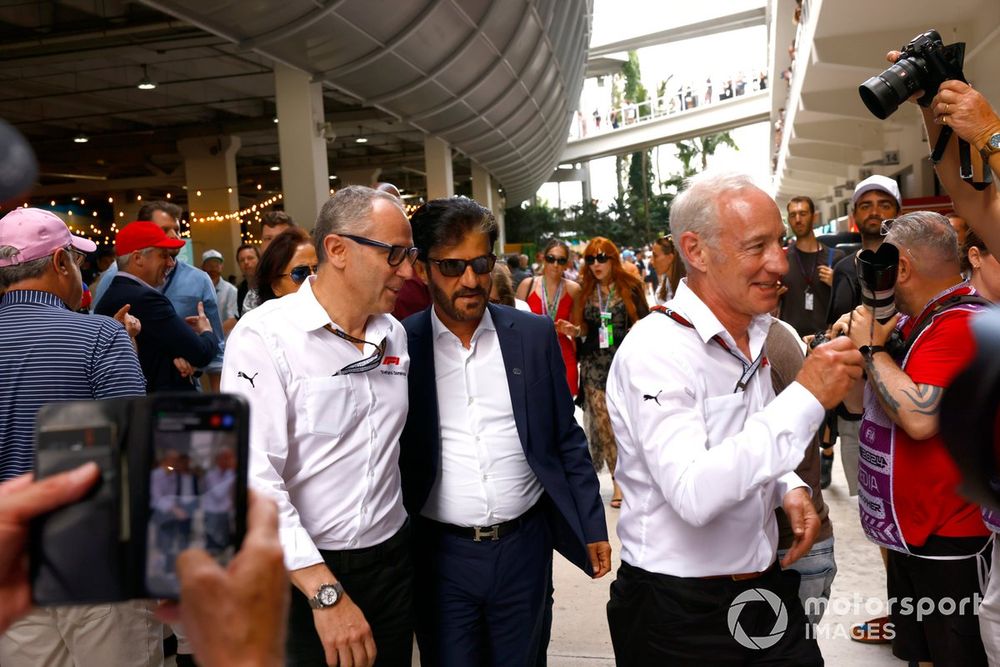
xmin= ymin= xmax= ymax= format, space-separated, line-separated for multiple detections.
xmin=668 ymin=171 xmax=759 ymax=271
xmin=115 ymin=247 xmax=161 ymax=270
xmin=885 ymin=210 xmax=960 ymax=273
xmin=0 ymin=246 xmax=51 ymax=290
xmin=314 ymin=186 xmax=404 ymax=261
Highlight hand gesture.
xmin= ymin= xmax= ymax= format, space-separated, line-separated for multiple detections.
xmin=185 ymin=301 xmax=213 ymax=335
xmin=587 ymin=541 xmax=612 ymax=578
xmin=113 ymin=304 xmax=141 ymax=338
xmin=847 ymin=305 xmax=899 ymax=350
xmin=817 ymin=264 xmax=834 ymax=287
xmin=796 ymin=336 xmax=864 ymax=409
xmin=930 ymin=80 xmax=1000 ymax=149
xmin=780 ymin=487 xmax=820 ymax=567
xmin=173 ymin=358 xmax=196 ymax=378
xmin=311 ymin=593 xmax=377 ymax=667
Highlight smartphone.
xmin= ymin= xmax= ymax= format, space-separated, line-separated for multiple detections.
xmin=140 ymin=394 xmax=249 ymax=599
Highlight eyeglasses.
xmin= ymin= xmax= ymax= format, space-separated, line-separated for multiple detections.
xmin=426 ymin=254 xmax=496 ymax=277
xmin=584 ymin=253 xmax=610 ymax=265
xmin=63 ymin=245 xmax=86 ymax=267
xmin=281 ymin=264 xmax=318 ymax=284
xmin=341 ymin=234 xmax=418 ymax=267
xmin=880 ymin=219 xmax=895 ymax=236
xmin=544 ymin=254 xmax=568 ymax=266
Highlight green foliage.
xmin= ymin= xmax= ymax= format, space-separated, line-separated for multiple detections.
xmin=503 ymin=203 xmax=563 ymax=245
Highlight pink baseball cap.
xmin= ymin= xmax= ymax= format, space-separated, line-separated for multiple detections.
xmin=0 ymin=208 xmax=96 ymax=268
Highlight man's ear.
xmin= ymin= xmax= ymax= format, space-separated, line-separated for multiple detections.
xmin=414 ymin=259 xmax=429 ymax=284
xmin=53 ymin=248 xmax=72 ymax=276
xmin=323 ymin=234 xmax=347 ymax=269
xmin=896 ymin=251 xmax=912 ymax=284
xmin=678 ymin=231 xmax=708 ymax=273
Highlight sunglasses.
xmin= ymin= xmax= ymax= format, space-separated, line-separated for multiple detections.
xmin=341 ymin=234 xmax=419 ymax=267
xmin=282 ymin=264 xmax=318 ymax=284
xmin=426 ymin=254 xmax=496 ymax=277
xmin=880 ymin=219 xmax=895 ymax=236
xmin=545 ymin=254 xmax=568 ymax=265
xmin=63 ymin=245 xmax=87 ymax=267
xmin=584 ymin=253 xmax=610 ymax=265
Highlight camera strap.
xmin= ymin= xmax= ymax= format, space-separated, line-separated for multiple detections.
xmin=892 ymin=291 xmax=991 ymax=361
xmin=931 ymin=127 xmax=993 ymax=190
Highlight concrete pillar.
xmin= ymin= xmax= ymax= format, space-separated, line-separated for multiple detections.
xmin=581 ymin=162 xmax=592 ymax=203
xmin=178 ymin=135 xmax=242 ymax=266
xmin=493 ymin=182 xmax=506 ymax=251
xmin=275 ymin=63 xmax=329 ymax=231
xmin=424 ymin=135 xmax=454 ymax=199
xmin=337 ymin=168 xmax=382 ymax=186
xmin=472 ymin=162 xmax=500 ymax=253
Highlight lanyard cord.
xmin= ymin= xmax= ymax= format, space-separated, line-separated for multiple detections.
xmin=540 ymin=278 xmax=563 ymax=320
xmin=791 ymin=245 xmax=819 ymax=289
xmin=323 ymin=325 xmax=386 ymax=375
xmin=651 ymin=306 xmax=765 ymax=393
xmin=596 ymin=283 xmax=615 ymax=312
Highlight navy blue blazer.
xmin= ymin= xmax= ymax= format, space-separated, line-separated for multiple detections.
xmin=95 ymin=275 xmax=219 ymax=392
xmin=400 ymin=304 xmax=607 ymax=575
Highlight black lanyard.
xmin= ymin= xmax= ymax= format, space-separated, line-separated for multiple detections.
xmin=652 ymin=306 xmax=765 ymax=393
xmin=323 ymin=325 xmax=386 ymax=375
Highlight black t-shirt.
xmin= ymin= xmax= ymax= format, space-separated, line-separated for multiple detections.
xmin=779 ymin=243 xmax=844 ymax=338
xmin=826 ymin=252 xmax=861 ymax=326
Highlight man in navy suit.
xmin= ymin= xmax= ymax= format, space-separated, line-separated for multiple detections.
xmin=95 ymin=221 xmax=218 ymax=391
xmin=400 ymin=198 xmax=610 ymax=666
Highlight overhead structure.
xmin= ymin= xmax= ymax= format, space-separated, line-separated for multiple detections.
xmin=140 ymin=0 xmax=592 ymax=204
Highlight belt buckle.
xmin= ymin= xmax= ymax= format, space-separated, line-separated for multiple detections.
xmin=473 ymin=525 xmax=499 ymax=542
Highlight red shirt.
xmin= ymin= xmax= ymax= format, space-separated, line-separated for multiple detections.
xmin=894 ymin=290 xmax=989 ymax=545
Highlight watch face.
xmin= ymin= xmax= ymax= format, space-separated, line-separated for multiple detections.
xmin=318 ymin=585 xmax=339 ymax=606
xmin=990 ymin=133 xmax=1000 ymax=151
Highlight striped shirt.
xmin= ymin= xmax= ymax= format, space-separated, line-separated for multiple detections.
xmin=0 ymin=290 xmax=145 ymax=481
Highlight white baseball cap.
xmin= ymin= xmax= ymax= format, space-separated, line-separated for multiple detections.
xmin=851 ymin=175 xmax=901 ymax=209
xmin=201 ymin=249 xmax=223 ymax=262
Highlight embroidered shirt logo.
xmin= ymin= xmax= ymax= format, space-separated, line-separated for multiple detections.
xmin=383 ymin=356 xmax=401 ymax=366
xmin=237 ymin=371 xmax=259 ymax=388
xmin=642 ymin=390 xmax=662 ymax=406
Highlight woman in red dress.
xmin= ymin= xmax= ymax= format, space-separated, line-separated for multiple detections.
xmin=515 ymin=238 xmax=580 ymax=397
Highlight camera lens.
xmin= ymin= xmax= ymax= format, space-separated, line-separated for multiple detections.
xmin=859 ymin=57 xmax=925 ymax=119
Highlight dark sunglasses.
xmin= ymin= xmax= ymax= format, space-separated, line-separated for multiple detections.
xmin=584 ymin=253 xmax=610 ymax=265
xmin=282 ymin=264 xmax=318 ymax=284
xmin=426 ymin=254 xmax=496 ymax=277
xmin=341 ymin=234 xmax=419 ymax=267
xmin=544 ymin=254 xmax=568 ymax=266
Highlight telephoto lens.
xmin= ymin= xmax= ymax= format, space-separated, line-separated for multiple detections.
xmin=859 ymin=58 xmax=925 ymax=120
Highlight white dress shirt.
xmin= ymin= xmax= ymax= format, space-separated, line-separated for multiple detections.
xmin=606 ymin=279 xmax=822 ymax=577
xmin=214 ymin=277 xmax=238 ymax=322
xmin=420 ymin=307 xmax=543 ymax=527
xmin=221 ymin=276 xmax=408 ymax=571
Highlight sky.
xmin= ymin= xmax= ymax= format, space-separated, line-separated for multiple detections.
xmin=535 ymin=0 xmax=772 ymax=211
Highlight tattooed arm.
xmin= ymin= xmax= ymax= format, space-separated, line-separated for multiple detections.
xmin=864 ymin=351 xmax=943 ymax=440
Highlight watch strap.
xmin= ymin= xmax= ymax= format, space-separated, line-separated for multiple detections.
xmin=308 ymin=582 xmax=345 ymax=609
xmin=980 ymin=132 xmax=1000 ymax=157
xmin=860 ymin=345 xmax=886 ymax=360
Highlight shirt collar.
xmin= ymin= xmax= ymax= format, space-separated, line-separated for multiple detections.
xmin=0 ymin=289 xmax=70 ymax=310
xmin=118 ymin=270 xmax=156 ymax=290
xmin=430 ymin=303 xmax=495 ymax=343
xmin=289 ymin=275 xmax=395 ymax=341
xmin=671 ymin=279 xmax=771 ymax=360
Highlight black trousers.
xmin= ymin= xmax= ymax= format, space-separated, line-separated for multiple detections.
xmin=286 ymin=522 xmax=414 ymax=666
xmin=607 ymin=561 xmax=822 ymax=666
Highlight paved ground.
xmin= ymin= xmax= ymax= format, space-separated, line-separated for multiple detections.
xmin=546 ymin=422 xmax=900 ymax=666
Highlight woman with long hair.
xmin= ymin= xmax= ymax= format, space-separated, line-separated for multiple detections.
xmin=255 ymin=227 xmax=316 ymax=304
xmin=571 ymin=237 xmax=649 ymax=507
xmin=651 ymin=234 xmax=686 ymax=305
xmin=516 ymin=238 xmax=581 ymax=396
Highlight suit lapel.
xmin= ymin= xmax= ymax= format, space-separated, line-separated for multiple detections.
xmin=410 ymin=311 xmax=440 ymax=448
xmin=491 ymin=305 xmax=530 ymax=456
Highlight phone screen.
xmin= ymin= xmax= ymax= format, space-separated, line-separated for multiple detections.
xmin=145 ymin=404 xmax=242 ymax=598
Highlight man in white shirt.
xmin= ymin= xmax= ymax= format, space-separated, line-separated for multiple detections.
xmin=400 ymin=198 xmax=611 ymax=665
xmin=222 ymin=186 xmax=419 ymax=667
xmin=605 ymin=172 xmax=864 ymax=665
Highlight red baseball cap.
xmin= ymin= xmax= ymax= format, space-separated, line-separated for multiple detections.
xmin=115 ymin=221 xmax=185 ymax=256
xmin=0 ymin=208 xmax=96 ymax=267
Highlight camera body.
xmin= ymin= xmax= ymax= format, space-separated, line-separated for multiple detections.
xmin=859 ymin=29 xmax=966 ymax=120
xmin=29 ymin=393 xmax=249 ymax=603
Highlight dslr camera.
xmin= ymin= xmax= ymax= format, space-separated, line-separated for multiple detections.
xmin=859 ymin=29 xmax=966 ymax=120
xmin=30 ymin=393 xmax=249 ymax=603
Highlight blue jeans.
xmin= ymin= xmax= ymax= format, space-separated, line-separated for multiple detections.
xmin=778 ymin=536 xmax=837 ymax=625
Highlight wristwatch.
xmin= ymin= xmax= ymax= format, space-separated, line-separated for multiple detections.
xmin=859 ymin=345 xmax=886 ymax=362
xmin=980 ymin=132 xmax=1000 ymax=159
xmin=308 ymin=582 xmax=345 ymax=609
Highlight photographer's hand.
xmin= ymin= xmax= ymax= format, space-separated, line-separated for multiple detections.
xmin=847 ymin=305 xmax=898 ymax=349
xmin=931 ymin=80 xmax=1000 ymax=151
xmin=0 ymin=463 xmax=100 ymax=634
xmin=158 ymin=492 xmax=288 ymax=667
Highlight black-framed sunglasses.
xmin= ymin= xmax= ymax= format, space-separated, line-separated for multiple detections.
xmin=63 ymin=245 xmax=86 ymax=267
xmin=544 ymin=254 xmax=568 ymax=265
xmin=426 ymin=254 xmax=496 ymax=277
xmin=282 ymin=264 xmax=318 ymax=284
xmin=584 ymin=253 xmax=610 ymax=265
xmin=341 ymin=234 xmax=418 ymax=267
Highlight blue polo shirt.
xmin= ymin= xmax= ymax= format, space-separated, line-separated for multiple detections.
xmin=0 ymin=290 xmax=145 ymax=481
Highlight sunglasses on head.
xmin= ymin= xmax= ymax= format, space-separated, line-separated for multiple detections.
xmin=426 ymin=254 xmax=496 ymax=277
xmin=544 ymin=254 xmax=568 ymax=266
xmin=584 ymin=253 xmax=610 ymax=265
xmin=283 ymin=264 xmax=318 ymax=284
